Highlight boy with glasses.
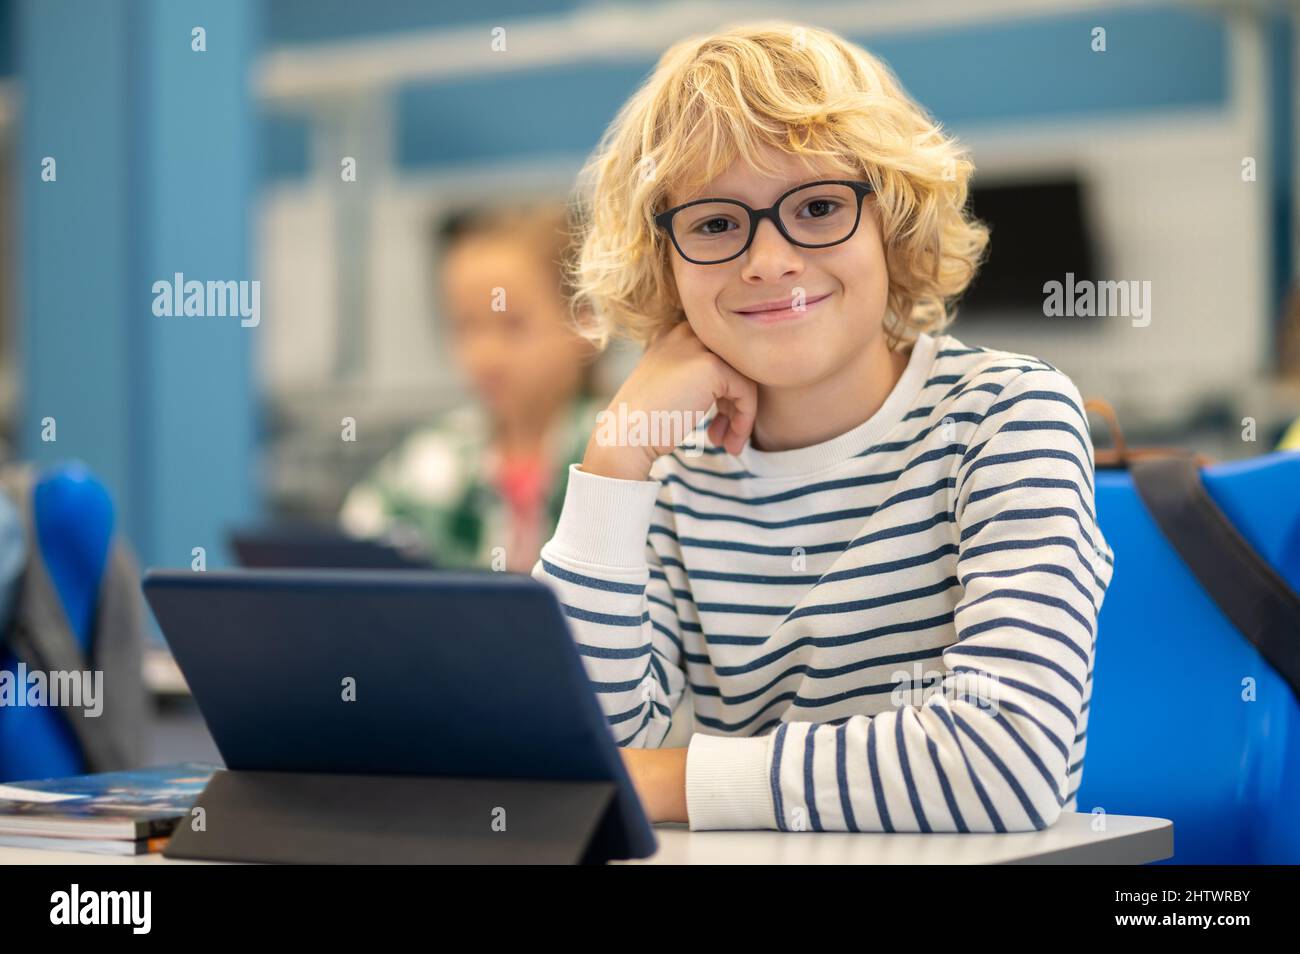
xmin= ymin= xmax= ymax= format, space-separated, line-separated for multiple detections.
xmin=532 ymin=22 xmax=1114 ymax=833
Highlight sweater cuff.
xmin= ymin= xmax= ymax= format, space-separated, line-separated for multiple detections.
xmin=545 ymin=463 xmax=662 ymax=568
xmin=686 ymin=733 xmax=776 ymax=830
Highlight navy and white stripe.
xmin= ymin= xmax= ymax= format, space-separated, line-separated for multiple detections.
xmin=532 ymin=331 xmax=1114 ymax=832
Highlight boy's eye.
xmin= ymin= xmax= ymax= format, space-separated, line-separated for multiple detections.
xmin=692 ymin=215 xmax=738 ymax=236
xmin=797 ymin=198 xmax=842 ymax=219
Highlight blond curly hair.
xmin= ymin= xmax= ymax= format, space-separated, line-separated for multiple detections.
xmin=566 ymin=20 xmax=990 ymax=352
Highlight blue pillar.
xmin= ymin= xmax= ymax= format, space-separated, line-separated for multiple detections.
xmin=19 ymin=0 xmax=260 ymax=569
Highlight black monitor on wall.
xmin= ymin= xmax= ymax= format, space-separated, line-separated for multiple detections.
xmin=957 ymin=177 xmax=1100 ymax=322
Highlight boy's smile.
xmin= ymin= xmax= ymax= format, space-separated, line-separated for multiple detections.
xmin=732 ymin=289 xmax=835 ymax=323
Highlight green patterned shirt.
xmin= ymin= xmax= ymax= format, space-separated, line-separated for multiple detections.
xmin=340 ymin=396 xmax=601 ymax=570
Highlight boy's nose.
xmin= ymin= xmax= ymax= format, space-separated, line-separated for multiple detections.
xmin=742 ymin=218 xmax=803 ymax=282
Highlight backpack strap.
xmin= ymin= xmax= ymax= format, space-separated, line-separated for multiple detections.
xmin=1131 ymin=454 xmax=1300 ymax=699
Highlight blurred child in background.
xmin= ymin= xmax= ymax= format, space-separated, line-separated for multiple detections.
xmin=341 ymin=202 xmax=602 ymax=572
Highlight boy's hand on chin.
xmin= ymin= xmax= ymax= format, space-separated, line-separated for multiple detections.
xmin=582 ymin=320 xmax=758 ymax=481
xmin=620 ymin=747 xmax=689 ymax=823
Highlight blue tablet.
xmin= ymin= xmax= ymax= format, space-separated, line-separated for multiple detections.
xmin=142 ymin=568 xmax=656 ymax=862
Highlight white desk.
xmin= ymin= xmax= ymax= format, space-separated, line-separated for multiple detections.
xmin=621 ymin=812 xmax=1173 ymax=864
xmin=0 ymin=812 xmax=1170 ymax=864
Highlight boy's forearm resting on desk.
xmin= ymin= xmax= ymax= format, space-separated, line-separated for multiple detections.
xmin=619 ymin=748 xmax=688 ymax=823
xmin=619 ymin=739 xmax=776 ymax=826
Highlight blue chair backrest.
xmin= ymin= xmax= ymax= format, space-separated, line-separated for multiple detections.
xmin=0 ymin=464 xmax=114 ymax=781
xmin=1078 ymin=450 xmax=1300 ymax=863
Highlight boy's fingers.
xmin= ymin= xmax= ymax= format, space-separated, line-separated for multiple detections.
xmin=710 ymin=397 xmax=747 ymax=456
xmin=717 ymin=371 xmax=758 ymax=449
xmin=707 ymin=409 xmax=731 ymax=448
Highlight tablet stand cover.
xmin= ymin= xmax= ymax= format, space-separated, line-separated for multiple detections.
xmin=164 ymin=769 xmax=626 ymax=865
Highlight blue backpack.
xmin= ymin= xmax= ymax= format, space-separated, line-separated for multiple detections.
xmin=1077 ymin=403 xmax=1300 ymax=864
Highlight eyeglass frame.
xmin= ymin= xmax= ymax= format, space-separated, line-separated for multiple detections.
xmin=653 ymin=179 xmax=876 ymax=265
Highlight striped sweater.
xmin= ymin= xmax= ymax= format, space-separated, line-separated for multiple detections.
xmin=531 ymin=331 xmax=1115 ymax=832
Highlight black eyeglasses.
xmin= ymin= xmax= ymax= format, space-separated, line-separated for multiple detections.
xmin=654 ymin=179 xmax=875 ymax=265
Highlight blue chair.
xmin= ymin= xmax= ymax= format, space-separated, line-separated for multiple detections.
xmin=1078 ymin=450 xmax=1300 ymax=863
xmin=0 ymin=463 xmax=115 ymax=781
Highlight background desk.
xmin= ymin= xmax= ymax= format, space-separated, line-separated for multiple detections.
xmin=0 ymin=812 xmax=1170 ymax=864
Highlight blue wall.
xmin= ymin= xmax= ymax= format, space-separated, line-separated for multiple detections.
xmin=19 ymin=0 xmax=259 ymax=569
xmin=266 ymin=0 xmax=613 ymax=46
xmin=263 ymin=5 xmax=1232 ymax=175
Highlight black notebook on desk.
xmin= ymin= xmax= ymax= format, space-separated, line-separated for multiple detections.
xmin=229 ymin=524 xmax=435 ymax=570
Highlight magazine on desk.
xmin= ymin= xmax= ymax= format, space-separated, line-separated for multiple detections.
xmin=0 ymin=761 xmax=217 ymax=853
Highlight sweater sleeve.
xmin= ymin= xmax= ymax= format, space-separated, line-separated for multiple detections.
xmin=530 ymin=462 xmax=689 ymax=747
xmin=683 ymin=368 xmax=1116 ymax=831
